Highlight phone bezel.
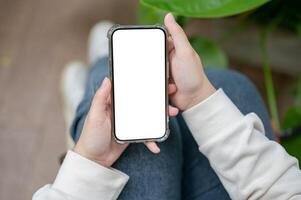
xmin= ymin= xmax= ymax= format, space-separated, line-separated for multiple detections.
xmin=108 ymin=25 xmax=170 ymax=144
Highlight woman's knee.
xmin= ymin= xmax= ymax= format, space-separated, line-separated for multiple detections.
xmin=204 ymin=67 xmax=274 ymax=140
xmin=204 ymin=68 xmax=258 ymax=96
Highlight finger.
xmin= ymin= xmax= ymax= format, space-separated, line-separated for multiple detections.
xmin=169 ymin=105 xmax=179 ymax=116
xmin=168 ymin=36 xmax=174 ymax=52
xmin=168 ymin=50 xmax=176 ymax=81
xmin=112 ymin=140 xmax=129 ymax=152
xmin=106 ymin=92 xmax=112 ymax=118
xmin=164 ymin=13 xmax=191 ymax=51
xmin=106 ymin=88 xmax=112 ymax=105
xmin=89 ymin=77 xmax=111 ymax=117
xmin=144 ymin=141 xmax=160 ymax=154
xmin=168 ymin=83 xmax=177 ymax=94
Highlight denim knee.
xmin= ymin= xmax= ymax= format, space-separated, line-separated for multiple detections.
xmin=205 ymin=68 xmax=258 ymax=95
xmin=204 ymin=67 xmax=274 ymax=140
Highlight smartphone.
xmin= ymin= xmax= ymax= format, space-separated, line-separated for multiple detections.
xmin=108 ymin=25 xmax=169 ymax=143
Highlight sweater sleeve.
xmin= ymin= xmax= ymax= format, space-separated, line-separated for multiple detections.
xmin=33 ymin=150 xmax=129 ymax=200
xmin=182 ymin=89 xmax=301 ymax=200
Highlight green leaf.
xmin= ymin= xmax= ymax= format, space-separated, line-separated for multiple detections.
xmin=282 ymin=106 xmax=301 ymax=130
xmin=141 ymin=0 xmax=270 ymax=18
xmin=138 ymin=2 xmax=167 ymax=25
xmin=249 ymin=0 xmax=301 ymax=34
xmin=190 ymin=37 xmax=228 ymax=68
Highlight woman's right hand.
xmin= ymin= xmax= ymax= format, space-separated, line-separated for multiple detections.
xmin=74 ymin=77 xmax=179 ymax=167
xmin=164 ymin=13 xmax=216 ymax=111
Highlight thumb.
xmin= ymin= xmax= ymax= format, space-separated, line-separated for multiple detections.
xmin=164 ymin=13 xmax=191 ymax=52
xmin=89 ymin=77 xmax=111 ymax=117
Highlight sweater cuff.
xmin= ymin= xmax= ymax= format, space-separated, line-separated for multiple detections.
xmin=182 ymin=89 xmax=243 ymax=148
xmin=52 ymin=150 xmax=129 ymax=200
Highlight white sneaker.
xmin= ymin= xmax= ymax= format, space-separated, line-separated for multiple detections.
xmin=88 ymin=21 xmax=114 ymax=65
xmin=61 ymin=61 xmax=88 ymax=148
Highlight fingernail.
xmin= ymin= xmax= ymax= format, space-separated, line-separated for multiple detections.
xmin=155 ymin=147 xmax=161 ymax=154
xmin=167 ymin=13 xmax=175 ymax=23
xmin=100 ymin=77 xmax=109 ymax=89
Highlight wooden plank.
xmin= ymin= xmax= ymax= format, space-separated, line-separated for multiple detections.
xmin=0 ymin=0 xmax=137 ymax=199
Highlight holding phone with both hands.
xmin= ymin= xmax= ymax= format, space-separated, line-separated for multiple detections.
xmin=108 ymin=25 xmax=169 ymax=143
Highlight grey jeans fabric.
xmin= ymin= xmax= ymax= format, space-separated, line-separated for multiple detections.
xmin=70 ymin=57 xmax=274 ymax=200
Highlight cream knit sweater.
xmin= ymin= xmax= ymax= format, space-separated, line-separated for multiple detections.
xmin=33 ymin=89 xmax=301 ymax=200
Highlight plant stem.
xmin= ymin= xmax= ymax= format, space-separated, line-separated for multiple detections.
xmin=259 ymin=29 xmax=280 ymax=130
xmin=296 ymin=73 xmax=301 ymax=108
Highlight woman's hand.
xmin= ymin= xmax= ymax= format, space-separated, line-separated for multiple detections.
xmin=74 ymin=77 xmax=179 ymax=167
xmin=74 ymin=13 xmax=216 ymax=164
xmin=164 ymin=13 xmax=216 ymax=111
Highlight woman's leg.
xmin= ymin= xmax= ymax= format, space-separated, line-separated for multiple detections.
xmin=180 ymin=68 xmax=274 ymax=200
xmin=70 ymin=57 xmax=183 ymax=200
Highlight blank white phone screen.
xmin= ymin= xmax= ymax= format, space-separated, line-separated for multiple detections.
xmin=112 ymin=28 xmax=166 ymax=141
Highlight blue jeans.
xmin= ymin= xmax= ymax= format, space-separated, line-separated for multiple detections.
xmin=71 ymin=57 xmax=274 ymax=200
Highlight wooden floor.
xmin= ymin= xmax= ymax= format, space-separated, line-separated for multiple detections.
xmin=0 ymin=0 xmax=136 ymax=199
